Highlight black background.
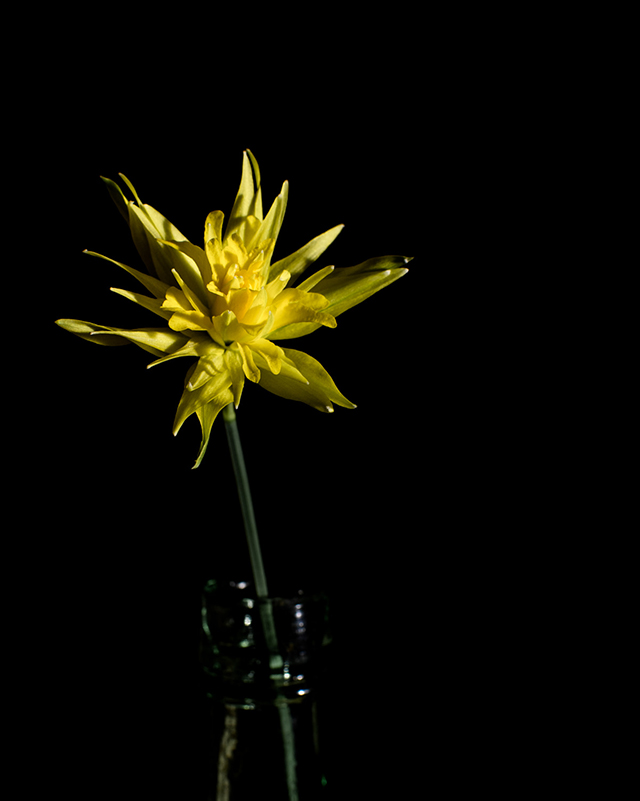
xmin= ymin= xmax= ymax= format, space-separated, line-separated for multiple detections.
xmin=13 ymin=7 xmax=604 ymax=798
xmin=21 ymin=13 xmax=494 ymax=799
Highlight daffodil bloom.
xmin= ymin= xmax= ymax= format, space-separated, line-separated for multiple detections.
xmin=57 ymin=151 xmax=410 ymax=467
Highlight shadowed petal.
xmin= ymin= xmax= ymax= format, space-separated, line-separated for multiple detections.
xmin=256 ymin=348 xmax=355 ymax=412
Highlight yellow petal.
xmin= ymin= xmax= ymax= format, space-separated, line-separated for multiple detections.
xmin=168 ymin=310 xmax=212 ymax=332
xmin=127 ymin=204 xmax=175 ymax=286
xmin=146 ymin=336 xmax=209 ymax=368
xmin=248 ymin=338 xmax=284 ymax=375
xmin=205 ymin=210 xmax=224 ymax=244
xmin=173 ymin=367 xmax=233 ymax=435
xmin=192 ymin=389 xmax=235 ymax=469
xmin=83 ymin=251 xmax=170 ymax=300
xmin=295 ymin=264 xmax=335 ymax=292
xmin=268 ymin=289 xmax=336 ymax=338
xmin=225 ymin=151 xmax=263 ymax=242
xmin=98 ymin=327 xmax=188 ymax=356
xmin=251 ymin=181 xmax=288 ymax=258
xmin=269 ymin=256 xmax=410 ymax=339
xmin=162 ymin=286 xmax=190 ymax=311
xmin=170 ymin=268 xmax=211 ymax=317
xmin=224 ymin=346 xmax=246 ymax=407
xmin=110 ymin=287 xmax=172 ymax=320
xmin=256 ymin=348 xmax=355 ymax=412
xmin=268 ymin=224 xmax=343 ymax=283
xmin=55 ymin=319 xmax=188 ymax=357
xmin=55 ymin=318 xmax=130 ymax=347
xmin=158 ymin=238 xmax=212 ymax=299
xmin=237 ymin=342 xmax=260 ymax=383
xmin=187 ymin=348 xmax=226 ymax=391
xmin=311 ymin=255 xmax=411 ymax=319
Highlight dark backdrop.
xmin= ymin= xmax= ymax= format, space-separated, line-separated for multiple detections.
xmin=28 ymin=21 xmax=480 ymax=798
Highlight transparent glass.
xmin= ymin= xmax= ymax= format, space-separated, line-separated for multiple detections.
xmin=200 ymin=579 xmax=332 ymax=800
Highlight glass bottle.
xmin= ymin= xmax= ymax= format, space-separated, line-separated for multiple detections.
xmin=200 ymin=579 xmax=332 ymax=800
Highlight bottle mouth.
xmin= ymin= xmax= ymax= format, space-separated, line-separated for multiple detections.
xmin=201 ymin=578 xmax=332 ymax=699
xmin=204 ymin=577 xmax=328 ymax=603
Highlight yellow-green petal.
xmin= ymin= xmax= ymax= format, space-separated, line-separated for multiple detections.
xmin=251 ymin=181 xmax=288 ymax=260
xmin=173 ymin=367 xmax=233 ymax=435
xmin=269 ymin=256 xmax=410 ymax=339
xmin=256 ymin=347 xmax=355 ymax=412
xmin=295 ymin=264 xmax=335 ymax=292
xmin=313 ymin=255 xmax=411 ymax=315
xmin=205 ymin=210 xmax=224 ymax=244
xmin=192 ymin=389 xmax=234 ymax=469
xmin=187 ymin=347 xmax=227 ymax=391
xmin=224 ymin=346 xmax=246 ymax=407
xmin=248 ymin=338 xmax=284 ymax=375
xmin=225 ymin=150 xmax=263 ymax=242
xmin=268 ymin=224 xmax=343 ymax=283
xmin=55 ymin=318 xmax=130 ymax=347
xmin=128 ymin=204 xmax=206 ymax=297
xmin=55 ymin=319 xmax=188 ymax=357
xmin=101 ymin=175 xmax=129 ymax=223
xmin=97 ymin=327 xmax=188 ymax=356
xmin=146 ymin=336 xmax=210 ymax=368
xmin=83 ymin=251 xmax=171 ymax=300
xmin=110 ymin=287 xmax=172 ymax=320
xmin=237 ymin=342 xmax=261 ymax=383
xmin=267 ymin=289 xmax=337 ymax=340
xmin=159 ymin=238 xmax=212 ymax=298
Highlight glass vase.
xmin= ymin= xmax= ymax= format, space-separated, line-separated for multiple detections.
xmin=200 ymin=579 xmax=332 ymax=800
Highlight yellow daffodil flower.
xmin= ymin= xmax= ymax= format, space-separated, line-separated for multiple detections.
xmin=57 ymin=151 xmax=410 ymax=468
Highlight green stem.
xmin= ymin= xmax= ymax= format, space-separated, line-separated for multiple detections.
xmin=222 ymin=404 xmax=299 ymax=801
xmin=222 ymin=404 xmax=269 ymax=599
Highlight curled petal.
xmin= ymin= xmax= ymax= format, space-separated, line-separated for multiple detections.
xmin=212 ymin=309 xmax=274 ymax=344
xmin=187 ymin=347 xmax=227 ymax=391
xmin=110 ymin=287 xmax=172 ymax=320
xmin=296 ymin=264 xmax=335 ymax=292
xmin=269 ymin=256 xmax=410 ymax=339
xmin=268 ymin=224 xmax=343 ymax=283
xmin=205 ymin=210 xmax=224 ymax=245
xmin=311 ymin=255 xmax=411 ymax=318
xmin=162 ymin=286 xmax=194 ymax=312
xmin=237 ymin=342 xmax=260 ymax=383
xmin=250 ymin=182 xmax=287 ymax=260
xmin=225 ymin=150 xmax=263 ymax=243
xmin=224 ymin=346 xmax=246 ymax=407
xmin=248 ymin=338 xmax=284 ymax=375
xmin=83 ymin=250 xmax=170 ymax=300
xmin=55 ymin=318 xmax=130 ymax=347
xmin=173 ymin=366 xmax=233 ymax=435
xmin=55 ymin=319 xmax=187 ymax=357
xmin=268 ymin=289 xmax=336 ymax=338
xmin=192 ymin=390 xmax=235 ymax=469
xmin=167 ymin=309 xmax=212 ymax=332
xmin=146 ymin=335 xmax=211 ymax=368
xmin=256 ymin=347 xmax=355 ymax=412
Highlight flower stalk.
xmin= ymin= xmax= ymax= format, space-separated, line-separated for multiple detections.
xmin=222 ymin=404 xmax=269 ymax=598
xmin=222 ymin=404 xmax=298 ymax=800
